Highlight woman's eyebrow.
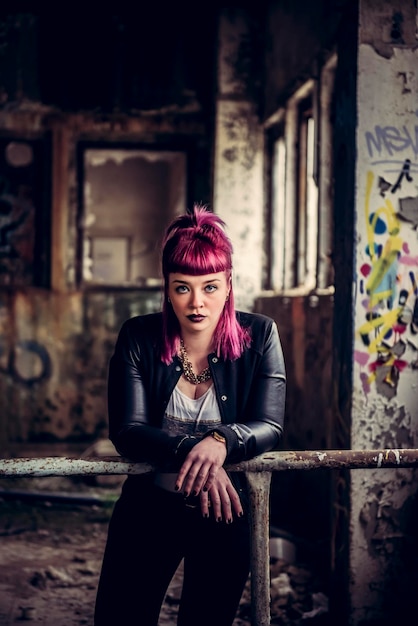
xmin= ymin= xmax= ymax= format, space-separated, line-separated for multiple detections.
xmin=172 ymin=278 xmax=221 ymax=284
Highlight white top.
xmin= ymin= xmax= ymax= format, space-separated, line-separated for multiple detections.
xmin=154 ymin=384 xmax=222 ymax=492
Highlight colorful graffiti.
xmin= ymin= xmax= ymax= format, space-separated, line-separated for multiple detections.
xmin=355 ymin=158 xmax=418 ymax=396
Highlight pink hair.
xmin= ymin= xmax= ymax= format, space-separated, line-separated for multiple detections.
xmin=160 ymin=204 xmax=251 ymax=363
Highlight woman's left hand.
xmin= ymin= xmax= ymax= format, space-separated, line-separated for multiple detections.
xmin=175 ymin=436 xmax=227 ymax=497
xmin=199 ymin=467 xmax=243 ymax=522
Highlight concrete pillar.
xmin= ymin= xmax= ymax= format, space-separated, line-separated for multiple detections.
xmin=351 ymin=0 xmax=418 ymax=622
xmin=213 ymin=8 xmax=264 ymax=311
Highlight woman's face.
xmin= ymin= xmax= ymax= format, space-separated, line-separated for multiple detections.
xmin=167 ymin=271 xmax=231 ymax=338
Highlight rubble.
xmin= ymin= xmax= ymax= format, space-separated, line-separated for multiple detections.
xmin=0 ymin=480 xmax=329 ymax=625
xmin=159 ymin=552 xmax=329 ymax=626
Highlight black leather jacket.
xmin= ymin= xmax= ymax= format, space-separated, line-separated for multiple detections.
xmin=108 ymin=311 xmax=286 ymax=468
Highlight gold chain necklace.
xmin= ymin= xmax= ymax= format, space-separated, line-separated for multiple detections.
xmin=179 ymin=339 xmax=211 ymax=385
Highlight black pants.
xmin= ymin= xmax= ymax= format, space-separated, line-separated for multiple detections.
xmin=94 ymin=475 xmax=250 ymax=626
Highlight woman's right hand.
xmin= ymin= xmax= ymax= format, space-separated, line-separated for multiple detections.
xmin=199 ymin=467 xmax=244 ymax=523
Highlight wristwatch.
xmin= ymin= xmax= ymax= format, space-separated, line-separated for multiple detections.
xmin=210 ymin=430 xmax=226 ymax=445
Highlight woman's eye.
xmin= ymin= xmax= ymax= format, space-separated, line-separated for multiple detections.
xmin=205 ymin=285 xmax=217 ymax=293
xmin=175 ymin=285 xmax=189 ymax=294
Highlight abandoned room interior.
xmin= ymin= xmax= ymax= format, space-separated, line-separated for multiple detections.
xmin=0 ymin=1 xmax=417 ymax=624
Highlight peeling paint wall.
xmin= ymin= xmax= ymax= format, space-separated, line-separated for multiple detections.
xmin=213 ymin=8 xmax=264 ymax=311
xmin=0 ymin=289 xmax=161 ymax=450
xmin=351 ymin=0 xmax=418 ymax=621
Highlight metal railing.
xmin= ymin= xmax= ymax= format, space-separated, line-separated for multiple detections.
xmin=1 ymin=448 xmax=418 ymax=626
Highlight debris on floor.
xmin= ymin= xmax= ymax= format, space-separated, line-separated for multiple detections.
xmin=0 ymin=476 xmax=329 ymax=625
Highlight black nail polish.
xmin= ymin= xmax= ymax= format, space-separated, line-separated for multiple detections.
xmin=174 ymin=485 xmax=179 ymax=492
xmin=192 ymin=490 xmax=198 ymax=497
xmin=217 ymin=517 xmax=221 ymax=522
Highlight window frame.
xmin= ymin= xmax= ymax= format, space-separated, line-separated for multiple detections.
xmin=76 ymin=140 xmax=194 ymax=290
xmin=264 ymin=54 xmax=337 ymax=294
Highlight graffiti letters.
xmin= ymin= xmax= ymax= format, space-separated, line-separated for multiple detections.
xmin=365 ymin=125 xmax=418 ymax=159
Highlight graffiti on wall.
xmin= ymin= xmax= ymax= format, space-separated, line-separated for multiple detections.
xmin=0 ymin=140 xmax=39 ymax=287
xmin=0 ymin=300 xmax=52 ymax=385
xmin=0 ymin=336 xmax=52 ymax=386
xmin=355 ymin=123 xmax=418 ymax=397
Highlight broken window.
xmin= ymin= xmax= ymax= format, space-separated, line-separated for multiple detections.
xmin=78 ymin=147 xmax=187 ymax=286
xmin=0 ymin=137 xmax=50 ymax=288
xmin=265 ymin=55 xmax=336 ymax=292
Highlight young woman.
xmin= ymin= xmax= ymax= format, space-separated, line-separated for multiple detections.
xmin=94 ymin=205 xmax=286 ymax=626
